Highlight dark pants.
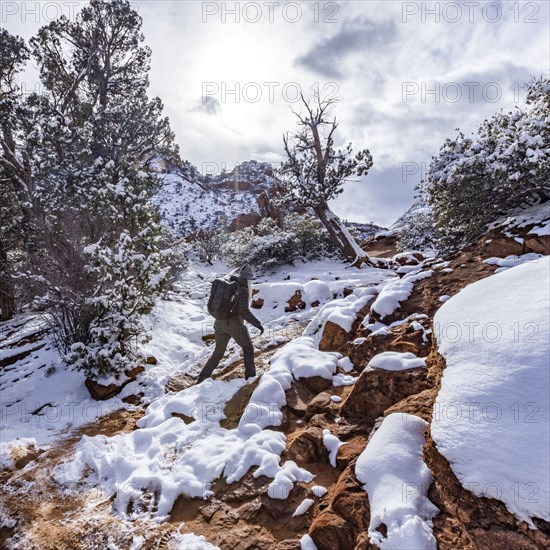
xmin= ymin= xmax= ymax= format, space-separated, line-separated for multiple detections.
xmin=198 ymin=317 xmax=256 ymax=382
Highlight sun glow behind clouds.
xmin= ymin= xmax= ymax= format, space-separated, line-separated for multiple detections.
xmin=5 ymin=0 xmax=548 ymax=226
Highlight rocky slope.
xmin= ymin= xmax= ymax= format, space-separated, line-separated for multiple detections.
xmin=1 ymin=204 xmax=548 ymax=549
xmin=152 ymin=159 xmax=384 ymax=238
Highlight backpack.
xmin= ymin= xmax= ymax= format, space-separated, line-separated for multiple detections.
xmin=207 ymin=278 xmax=239 ymax=319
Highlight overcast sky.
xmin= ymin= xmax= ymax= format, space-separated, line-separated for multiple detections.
xmin=4 ymin=0 xmax=549 ymax=226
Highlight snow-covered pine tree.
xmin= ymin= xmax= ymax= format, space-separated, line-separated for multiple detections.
xmin=0 ymin=30 xmax=30 ymax=320
xmin=1 ymin=1 xmax=178 ymax=379
xmin=279 ymin=94 xmax=374 ymax=266
xmin=427 ymin=75 xmax=549 ymax=252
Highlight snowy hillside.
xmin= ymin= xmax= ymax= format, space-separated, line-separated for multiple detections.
xmin=152 ymin=160 xmax=279 ymax=235
xmin=389 ymin=198 xmax=431 ymax=235
xmin=153 ymin=172 xmax=260 ymax=235
xmin=152 ymin=159 xmax=384 ymax=238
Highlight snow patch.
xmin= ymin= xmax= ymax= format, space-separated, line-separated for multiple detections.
xmin=367 ymin=351 xmax=426 ymax=372
xmin=432 ymin=257 xmax=550 ymax=525
xmin=355 ymin=413 xmax=438 ymax=549
xmin=292 ymin=498 xmax=315 ymax=517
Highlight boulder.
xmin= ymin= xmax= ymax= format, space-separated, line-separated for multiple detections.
xmin=285 ymin=290 xmax=306 ymax=312
xmin=350 ymin=321 xmax=430 ymax=372
xmin=304 ymin=391 xmax=338 ymax=420
xmin=334 ymin=436 xmax=368 ymax=470
xmin=220 ymin=376 xmax=262 ymax=429
xmin=361 ymin=234 xmax=399 ymax=259
xmin=85 ymin=365 xmax=145 ymax=401
xmin=319 ymin=320 xmax=349 ymax=352
xmin=286 ymin=426 xmax=327 ymax=464
xmin=383 ymin=387 xmax=438 ymax=423
xmin=330 ymin=463 xmax=370 ymax=532
xmin=309 ymin=511 xmax=357 ymax=550
xmin=524 ymin=233 xmax=550 ymax=255
xmin=425 ymin=428 xmax=550 ymax=549
xmin=341 ymin=365 xmax=431 ymax=426
xmin=298 ymin=375 xmax=332 ymax=395
xmin=284 ymin=383 xmax=317 ymax=417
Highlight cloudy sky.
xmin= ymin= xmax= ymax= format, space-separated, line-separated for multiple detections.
xmin=5 ymin=0 xmax=549 ymax=226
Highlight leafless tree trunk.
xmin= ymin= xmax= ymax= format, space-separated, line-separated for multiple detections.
xmin=314 ymin=205 xmax=370 ymax=266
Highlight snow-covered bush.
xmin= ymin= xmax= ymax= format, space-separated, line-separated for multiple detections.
xmin=220 ymin=214 xmax=336 ymax=269
xmin=426 ymin=75 xmax=550 ymax=252
xmin=189 ymin=231 xmax=224 ymax=265
xmin=396 ymin=206 xmax=437 ymax=254
xmin=284 ymin=213 xmax=337 ymax=259
xmin=65 ymin=231 xmax=172 ymax=378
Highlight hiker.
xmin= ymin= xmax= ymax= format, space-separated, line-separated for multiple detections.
xmin=197 ymin=265 xmax=264 ymax=383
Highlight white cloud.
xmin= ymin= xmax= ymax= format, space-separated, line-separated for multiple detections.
xmin=4 ymin=0 xmax=549 ymax=226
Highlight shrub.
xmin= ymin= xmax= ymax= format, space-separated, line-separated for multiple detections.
xmin=426 ymin=75 xmax=549 ymax=252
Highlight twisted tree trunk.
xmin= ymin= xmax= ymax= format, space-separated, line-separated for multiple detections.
xmin=314 ymin=204 xmax=370 ymax=266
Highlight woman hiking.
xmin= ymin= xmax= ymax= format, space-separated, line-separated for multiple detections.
xmin=197 ymin=265 xmax=264 ymax=384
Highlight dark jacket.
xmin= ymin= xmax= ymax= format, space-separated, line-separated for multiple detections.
xmin=229 ymin=274 xmax=262 ymax=330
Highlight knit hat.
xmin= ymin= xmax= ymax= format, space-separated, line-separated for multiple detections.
xmin=239 ymin=265 xmax=254 ymax=280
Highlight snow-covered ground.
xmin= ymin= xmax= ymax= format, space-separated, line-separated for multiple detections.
xmin=0 ymin=259 xmax=390 ymax=471
xmin=4 ymin=246 xmax=548 ymax=547
xmin=51 ymin=258 xmax=393 ymax=521
xmin=0 ymin=315 xmax=124 ymax=468
xmin=432 ymin=256 xmax=550 ymax=525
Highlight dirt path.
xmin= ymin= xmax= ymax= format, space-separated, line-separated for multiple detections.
xmin=0 ymin=318 xmax=312 ymax=549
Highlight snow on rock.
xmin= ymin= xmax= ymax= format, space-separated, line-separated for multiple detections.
xmin=292 ymin=497 xmax=315 ymax=516
xmin=367 ymin=351 xmax=426 ymax=372
xmin=267 ymin=460 xmax=315 ymax=499
xmin=338 ymin=356 xmax=354 ymax=373
xmin=483 ymin=252 xmax=542 ymax=273
xmin=304 ymin=287 xmax=378 ymax=342
xmin=322 ymin=428 xmax=347 ymax=468
xmin=371 ymin=271 xmax=432 ymax=319
xmin=355 ymin=413 xmax=438 ymax=549
xmin=332 ymin=373 xmax=356 ymax=387
xmin=489 ymin=201 xmax=550 ymax=236
xmin=164 ymin=532 xmax=221 ymax=549
xmin=137 ymin=378 xmax=247 ymax=428
xmin=55 ymin=336 xmax=336 ymax=519
xmin=300 ymin=534 xmax=318 ymax=550
xmin=311 ymin=485 xmax=328 ymax=497
xmin=527 ymin=220 xmax=550 ymax=236
xmin=432 ymin=256 xmax=550 ymax=525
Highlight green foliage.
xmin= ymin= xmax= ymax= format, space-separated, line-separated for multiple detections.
xmin=0 ymin=2 xmax=179 ymax=378
xmin=219 ymin=214 xmax=337 ymax=270
xmin=396 ymin=206 xmax=437 ymax=254
xmin=426 ymin=75 xmax=550 ymax=253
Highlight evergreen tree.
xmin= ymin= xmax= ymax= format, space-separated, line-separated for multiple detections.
xmin=1 ymin=1 xmax=178 ymax=379
xmin=427 ymin=75 xmax=549 ymax=252
xmin=0 ymin=30 xmax=30 ymax=320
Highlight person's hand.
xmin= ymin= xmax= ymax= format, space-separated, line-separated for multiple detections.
xmin=259 ymin=326 xmax=264 ymax=335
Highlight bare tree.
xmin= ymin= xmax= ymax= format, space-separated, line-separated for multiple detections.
xmin=280 ymin=94 xmax=374 ymax=266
